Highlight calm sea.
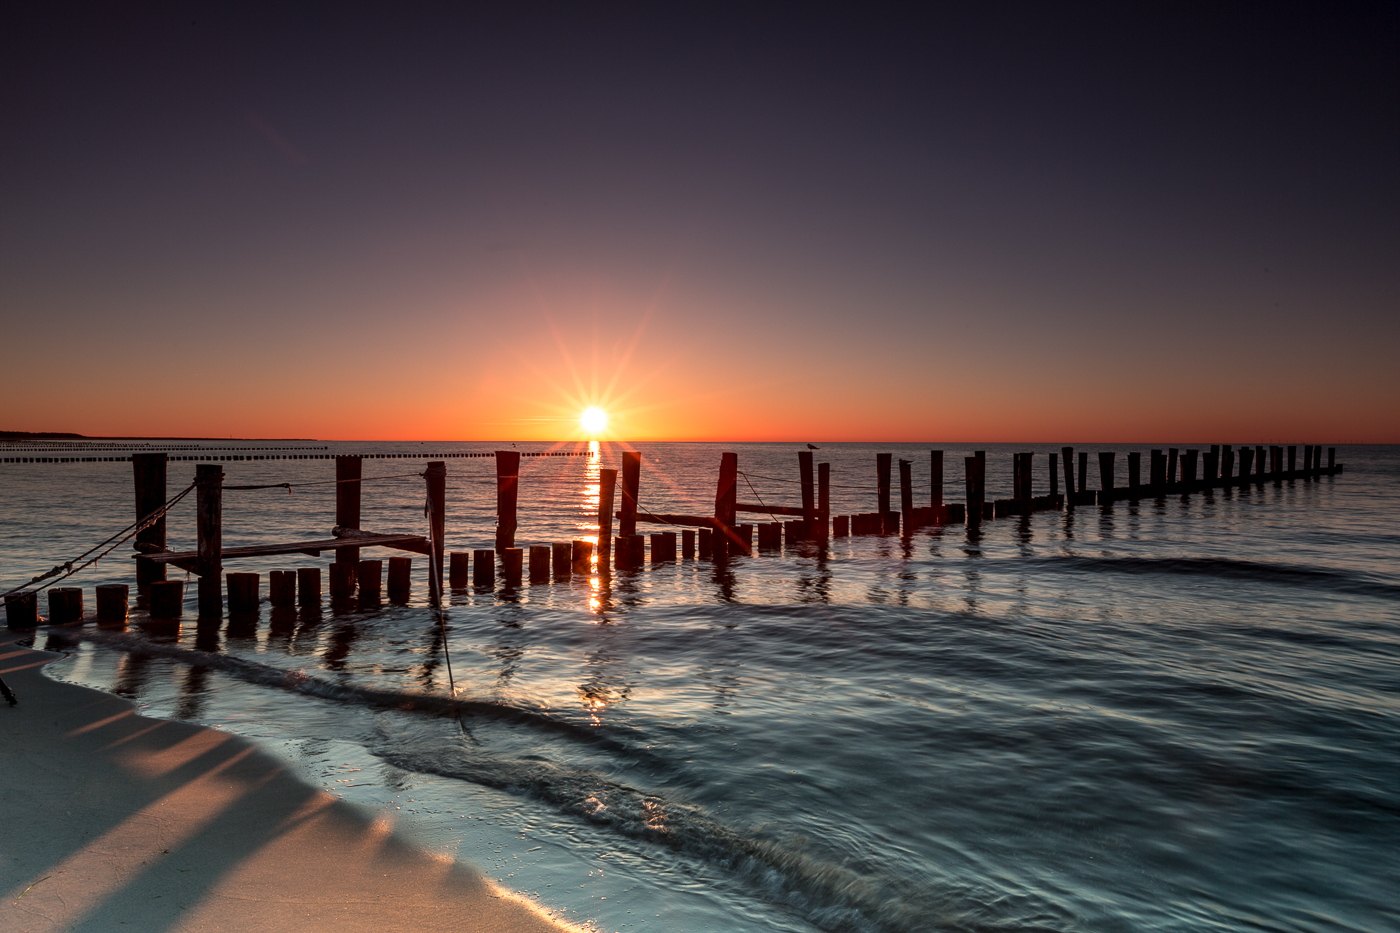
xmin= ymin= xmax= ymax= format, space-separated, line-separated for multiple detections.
xmin=3 ymin=441 xmax=1397 ymax=933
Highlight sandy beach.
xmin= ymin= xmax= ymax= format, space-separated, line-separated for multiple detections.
xmin=0 ymin=631 xmax=574 ymax=933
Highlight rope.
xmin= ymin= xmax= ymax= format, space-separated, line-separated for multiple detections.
xmin=737 ymin=469 xmax=939 ymax=491
xmin=1 ymin=482 xmax=197 ymax=600
xmin=740 ymin=472 xmax=786 ymax=522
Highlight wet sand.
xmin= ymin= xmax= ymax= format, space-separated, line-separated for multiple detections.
xmin=0 ymin=632 xmax=574 ymax=933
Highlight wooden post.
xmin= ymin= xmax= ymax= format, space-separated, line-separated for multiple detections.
xmin=1077 ymin=452 xmax=1088 ymax=493
xmin=614 ymin=535 xmax=631 ymax=570
xmin=1328 ymin=447 xmax=1335 ymax=469
xmin=571 ymin=539 xmax=593 ymax=574
xmin=1287 ymin=445 xmax=1297 ymax=476
xmin=1238 ymin=446 xmax=1255 ymax=483
xmin=529 ymin=545 xmax=551 ymax=583
xmin=1184 ymin=449 xmax=1199 ymax=485
xmin=1061 ymin=447 xmax=1075 ymax=497
xmin=329 ymin=561 xmax=357 ymax=602
xmin=448 ymin=552 xmax=471 ymax=587
xmin=816 ymin=462 xmax=830 ymax=541
xmin=964 ymin=456 xmax=984 ymax=527
xmin=713 ymin=452 xmax=738 ymax=557
xmin=356 ymin=561 xmax=382 ymax=607
xmin=698 ymin=527 xmax=712 ymax=560
xmin=799 ymin=451 xmax=816 ymax=535
xmin=149 ymin=580 xmax=184 ymax=619
xmin=1012 ymin=453 xmax=1023 ymax=501
xmin=132 ymin=452 xmax=168 ymax=603
xmin=473 ymin=549 xmax=495 ymax=587
xmin=682 ymin=529 xmax=695 ymax=559
xmin=1128 ymin=452 xmax=1141 ymax=495
xmin=335 ymin=455 xmax=363 ymax=567
xmin=899 ymin=459 xmax=913 ymax=530
xmin=1098 ymin=452 xmax=1115 ymax=500
xmin=269 ymin=570 xmax=296 ymax=607
xmin=930 ymin=451 xmax=944 ymax=516
xmin=1255 ymin=445 xmax=1267 ymax=480
xmin=649 ymin=533 xmax=665 ymax=564
xmin=495 ymin=451 xmax=520 ymax=551
xmin=388 ymin=557 xmax=412 ymax=602
xmin=501 ymin=548 xmax=523 ymax=586
xmin=426 ymin=461 xmax=446 ymax=607
xmin=629 ymin=534 xmax=646 ymax=567
xmin=5 ymin=592 xmax=39 ymax=630
xmin=661 ymin=531 xmax=677 ymax=561
xmin=1048 ymin=453 xmax=1059 ymax=499
xmin=1167 ymin=449 xmax=1179 ymax=487
xmin=619 ymin=451 xmax=641 ymax=538
xmin=876 ymin=453 xmax=892 ymax=529
xmin=1222 ymin=445 xmax=1235 ymax=483
xmin=48 ymin=588 xmax=83 ymax=625
xmin=834 ymin=516 xmax=849 ymax=537
xmin=1021 ymin=453 xmax=1033 ymax=501
xmin=96 ymin=584 xmax=129 ymax=622
xmin=196 ymin=463 xmax=224 ymax=618
xmin=227 ymin=572 xmax=260 ymax=614
xmin=297 ymin=567 xmax=321 ymax=607
xmin=1207 ymin=445 xmax=1220 ymax=481
xmin=552 ymin=542 xmax=572 ymax=580
xmin=598 ymin=468 xmax=617 ymax=571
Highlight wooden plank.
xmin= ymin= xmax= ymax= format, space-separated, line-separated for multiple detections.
xmin=137 ymin=533 xmax=430 ymax=567
xmin=734 ymin=503 xmax=807 ymax=516
xmin=622 ymin=511 xmax=719 ymax=528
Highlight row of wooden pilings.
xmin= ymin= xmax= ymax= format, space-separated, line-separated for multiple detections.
xmin=3 ymin=443 xmax=1343 ymax=629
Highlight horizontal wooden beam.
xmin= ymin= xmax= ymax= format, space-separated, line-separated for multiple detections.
xmin=618 ymin=511 xmax=718 ymax=528
xmin=136 ymin=532 xmax=431 ymax=570
xmin=735 ymin=503 xmax=809 ymax=517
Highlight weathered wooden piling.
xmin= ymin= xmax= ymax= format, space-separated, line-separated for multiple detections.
xmin=834 ymin=515 xmax=849 ymax=537
xmin=714 ymin=452 xmax=739 ymax=557
xmin=196 ymin=463 xmax=224 ymax=617
xmin=297 ymin=567 xmax=321 ymax=607
xmin=899 ymin=459 xmax=914 ymax=530
xmin=335 ymin=455 xmax=362 ymax=566
xmin=1287 ymin=445 xmax=1297 ymax=475
xmin=1254 ymin=445 xmax=1266 ymax=481
xmin=6 ymin=592 xmax=38 ymax=630
xmin=965 ymin=455 xmax=985 ymax=528
xmin=1203 ymin=449 xmax=1218 ymax=485
xmin=132 ymin=452 xmax=168 ymax=603
xmin=682 ymin=529 xmax=696 ymax=559
xmin=95 ymin=584 xmax=128 ymax=622
xmin=227 ymin=572 xmax=260 ymax=614
xmin=1098 ymin=452 xmax=1115 ymax=500
xmin=1328 ymin=447 xmax=1336 ymax=469
xmin=698 ymin=527 xmax=713 ymax=559
xmin=799 ymin=450 xmax=816 ymax=531
xmin=598 ymin=468 xmax=617 ymax=571
xmin=473 ymin=549 xmax=495 ymax=587
xmin=876 ymin=453 xmax=892 ymax=532
xmin=1128 ymin=452 xmax=1141 ymax=495
xmin=501 ymin=548 xmax=523 ymax=586
xmin=268 ymin=570 xmax=296 ymax=608
xmin=817 ymin=461 xmax=831 ymax=538
xmin=48 ymin=587 xmax=83 ymax=624
xmin=388 ymin=557 xmax=412 ymax=602
xmin=1048 ymin=453 xmax=1060 ymax=498
xmin=552 ymin=542 xmax=572 ymax=580
xmin=529 ymin=545 xmax=550 ymax=583
xmin=329 ymin=561 xmax=357 ymax=602
xmin=629 ymin=534 xmax=646 ymax=567
xmin=149 ymin=580 xmax=184 ymax=619
xmin=1150 ymin=450 xmax=1164 ymax=487
xmin=1238 ymin=446 xmax=1255 ymax=483
xmin=1222 ymin=445 xmax=1235 ymax=483
xmin=1166 ymin=448 xmax=1178 ymax=487
xmin=571 ymin=539 xmax=592 ymax=574
xmin=496 ymin=451 xmax=520 ymax=552
xmin=1061 ymin=447 xmax=1075 ymax=497
xmin=619 ymin=451 xmax=642 ymax=539
xmin=425 ymin=461 xmax=446 ymax=605
xmin=1183 ymin=450 xmax=1199 ymax=485
xmin=449 ymin=552 xmax=471 ymax=587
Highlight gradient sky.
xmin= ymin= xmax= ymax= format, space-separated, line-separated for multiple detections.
xmin=3 ymin=3 xmax=1397 ymax=442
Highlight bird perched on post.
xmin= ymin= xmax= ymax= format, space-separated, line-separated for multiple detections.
xmin=807 ymin=444 xmax=819 ymax=450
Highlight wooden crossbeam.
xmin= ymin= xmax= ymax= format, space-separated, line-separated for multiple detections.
xmin=735 ymin=503 xmax=807 ymax=517
xmin=136 ymin=532 xmax=431 ymax=572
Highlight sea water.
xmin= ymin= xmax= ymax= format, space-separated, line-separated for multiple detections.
xmin=2 ymin=442 xmax=1397 ymax=933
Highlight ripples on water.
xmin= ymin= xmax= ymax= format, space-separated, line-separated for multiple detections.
xmin=3 ymin=442 xmax=1398 ymax=932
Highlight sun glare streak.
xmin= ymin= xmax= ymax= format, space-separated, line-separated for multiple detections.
xmin=581 ymin=407 xmax=608 ymax=434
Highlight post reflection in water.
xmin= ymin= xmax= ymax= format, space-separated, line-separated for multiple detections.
xmin=795 ymin=550 xmax=832 ymax=604
xmin=324 ymin=621 xmax=359 ymax=671
xmin=577 ymin=648 xmax=633 ymax=724
xmin=419 ymin=623 xmax=445 ymax=690
xmin=176 ymin=665 xmax=209 ymax=721
xmin=194 ymin=622 xmax=222 ymax=654
xmin=112 ymin=649 xmax=152 ymax=699
xmin=288 ymin=607 xmax=323 ymax=657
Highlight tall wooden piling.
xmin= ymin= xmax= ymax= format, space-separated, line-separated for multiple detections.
xmin=1128 ymin=452 xmax=1141 ymax=495
xmin=714 ymin=452 xmax=739 ymax=557
xmin=335 ymin=455 xmax=363 ymax=567
xmin=964 ymin=455 xmax=985 ymax=528
xmin=1239 ymin=446 xmax=1255 ymax=483
xmin=899 ymin=459 xmax=913 ymax=530
xmin=1222 ymin=445 xmax=1235 ymax=483
xmin=620 ymin=451 xmax=642 ymax=538
xmin=196 ymin=463 xmax=224 ymax=618
xmin=1255 ymin=446 xmax=1266 ymax=480
xmin=1098 ymin=452 xmax=1115 ymax=499
xmin=1167 ymin=449 xmax=1179 ymax=487
xmin=426 ymin=461 xmax=446 ymax=606
xmin=1061 ymin=447 xmax=1075 ymax=497
xmin=1150 ymin=450 xmax=1164 ymax=487
xmin=1328 ymin=447 xmax=1336 ymax=469
xmin=598 ymin=468 xmax=617 ymax=572
xmin=1287 ymin=445 xmax=1297 ymax=475
xmin=1077 ymin=452 xmax=1088 ymax=493
xmin=818 ymin=462 xmax=831 ymax=539
xmin=799 ymin=451 xmax=816 ymax=533
xmin=876 ymin=453 xmax=892 ymax=528
xmin=495 ymin=451 xmax=520 ymax=551
xmin=1182 ymin=449 xmax=1199 ymax=485
xmin=132 ymin=452 xmax=168 ymax=603
xmin=1049 ymin=453 xmax=1060 ymax=498
xmin=387 ymin=557 xmax=412 ymax=602
xmin=930 ymin=451 xmax=944 ymax=515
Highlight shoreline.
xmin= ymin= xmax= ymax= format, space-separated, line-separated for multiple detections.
xmin=0 ymin=632 xmax=576 ymax=933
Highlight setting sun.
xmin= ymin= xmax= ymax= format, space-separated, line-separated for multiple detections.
xmin=580 ymin=407 xmax=608 ymax=434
